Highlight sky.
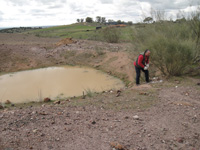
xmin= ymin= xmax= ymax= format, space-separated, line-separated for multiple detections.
xmin=0 ymin=0 xmax=199 ymax=27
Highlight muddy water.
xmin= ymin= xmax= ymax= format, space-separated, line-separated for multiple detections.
xmin=0 ymin=66 xmax=124 ymax=104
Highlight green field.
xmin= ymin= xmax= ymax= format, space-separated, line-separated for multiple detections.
xmin=25 ymin=22 xmax=133 ymax=42
xmin=26 ymin=23 xmax=102 ymax=39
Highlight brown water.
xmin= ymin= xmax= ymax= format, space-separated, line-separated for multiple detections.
xmin=0 ymin=66 xmax=124 ymax=104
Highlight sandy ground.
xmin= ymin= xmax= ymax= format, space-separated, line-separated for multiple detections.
xmin=0 ymin=33 xmax=200 ymax=150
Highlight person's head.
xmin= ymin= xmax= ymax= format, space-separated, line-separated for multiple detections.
xmin=144 ymin=49 xmax=150 ymax=57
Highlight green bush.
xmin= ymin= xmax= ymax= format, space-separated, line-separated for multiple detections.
xmin=133 ymin=22 xmax=195 ymax=76
xmin=102 ymin=27 xmax=121 ymax=43
xmin=149 ymin=37 xmax=193 ymax=76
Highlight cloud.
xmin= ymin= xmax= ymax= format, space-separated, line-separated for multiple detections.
xmin=139 ymin=0 xmax=199 ymax=10
xmin=100 ymin=0 xmax=113 ymax=4
xmin=7 ymin=0 xmax=29 ymax=6
xmin=0 ymin=0 xmax=199 ymax=27
xmin=68 ymin=0 xmax=99 ymax=18
xmin=48 ymin=4 xmax=63 ymax=9
xmin=29 ymin=9 xmax=47 ymax=17
xmin=6 ymin=0 xmax=66 ymax=6
xmin=0 ymin=11 xmax=3 ymax=21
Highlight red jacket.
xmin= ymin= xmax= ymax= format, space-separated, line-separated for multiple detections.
xmin=134 ymin=54 xmax=149 ymax=68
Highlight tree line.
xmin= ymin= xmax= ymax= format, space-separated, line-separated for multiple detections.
xmin=77 ymin=16 xmax=133 ymax=25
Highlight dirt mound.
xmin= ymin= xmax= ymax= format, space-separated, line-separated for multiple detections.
xmin=56 ymin=38 xmax=76 ymax=47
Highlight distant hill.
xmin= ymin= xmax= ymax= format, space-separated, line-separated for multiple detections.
xmin=0 ymin=27 xmax=43 ymax=33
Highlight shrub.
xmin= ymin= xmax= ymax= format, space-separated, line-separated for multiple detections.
xmin=133 ymin=22 xmax=195 ymax=76
xmin=149 ymin=37 xmax=193 ymax=76
xmin=102 ymin=27 xmax=121 ymax=43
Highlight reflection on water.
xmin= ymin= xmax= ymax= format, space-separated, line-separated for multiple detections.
xmin=0 ymin=66 xmax=124 ymax=103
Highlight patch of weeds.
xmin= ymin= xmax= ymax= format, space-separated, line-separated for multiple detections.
xmin=55 ymin=93 xmax=65 ymax=100
xmin=84 ymin=88 xmax=96 ymax=97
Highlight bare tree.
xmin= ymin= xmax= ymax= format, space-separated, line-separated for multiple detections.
xmin=151 ymin=8 xmax=166 ymax=22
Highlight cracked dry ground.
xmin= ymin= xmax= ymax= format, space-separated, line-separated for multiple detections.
xmin=0 ymin=80 xmax=200 ymax=150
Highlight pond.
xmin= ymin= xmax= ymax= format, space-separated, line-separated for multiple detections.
xmin=0 ymin=66 xmax=125 ymax=104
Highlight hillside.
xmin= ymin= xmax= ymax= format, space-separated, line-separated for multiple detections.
xmin=26 ymin=23 xmax=105 ymax=39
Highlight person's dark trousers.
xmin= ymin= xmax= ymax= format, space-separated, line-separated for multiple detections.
xmin=135 ymin=66 xmax=149 ymax=85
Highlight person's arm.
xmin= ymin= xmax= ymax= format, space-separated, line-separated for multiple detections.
xmin=147 ymin=57 xmax=149 ymax=64
xmin=146 ymin=57 xmax=149 ymax=67
xmin=138 ymin=55 xmax=145 ymax=68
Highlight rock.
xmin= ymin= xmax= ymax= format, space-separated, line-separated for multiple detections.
xmin=161 ymin=140 xmax=166 ymax=143
xmin=91 ymin=121 xmax=96 ymax=125
xmin=0 ymin=104 xmax=4 ymax=109
xmin=185 ymin=92 xmax=189 ymax=96
xmin=193 ymin=133 xmax=199 ymax=139
xmin=176 ymin=137 xmax=184 ymax=143
xmin=33 ymin=129 xmax=38 ymax=133
xmin=42 ymin=104 xmax=46 ymax=107
xmin=124 ymin=116 xmax=129 ymax=119
xmin=39 ymin=112 xmax=48 ymax=115
xmin=65 ymin=99 xmax=70 ymax=102
xmin=139 ymin=92 xmax=148 ymax=95
xmin=54 ymin=100 xmax=61 ymax=104
xmin=44 ymin=97 xmax=51 ymax=102
xmin=110 ymin=142 xmax=126 ymax=150
xmin=133 ymin=115 xmax=139 ymax=120
xmin=116 ymin=90 xmax=121 ymax=97
xmin=5 ymin=100 xmax=11 ymax=104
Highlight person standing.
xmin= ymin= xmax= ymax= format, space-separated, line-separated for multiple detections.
xmin=133 ymin=49 xmax=150 ymax=85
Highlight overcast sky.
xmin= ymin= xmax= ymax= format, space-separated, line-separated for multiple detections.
xmin=0 ymin=0 xmax=199 ymax=27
